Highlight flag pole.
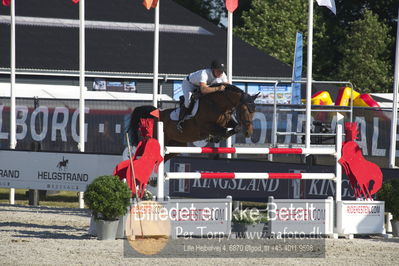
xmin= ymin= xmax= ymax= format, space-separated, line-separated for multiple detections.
xmin=226 ymin=10 xmax=233 ymax=158
xmin=9 ymin=0 xmax=16 ymax=204
xmin=152 ymin=1 xmax=160 ymax=108
xmin=389 ymin=7 xmax=399 ymax=168
xmin=305 ymin=0 xmax=314 ymax=149
xmin=78 ymin=0 xmax=86 ymax=208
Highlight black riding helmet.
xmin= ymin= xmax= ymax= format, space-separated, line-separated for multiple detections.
xmin=210 ymin=59 xmax=225 ymax=72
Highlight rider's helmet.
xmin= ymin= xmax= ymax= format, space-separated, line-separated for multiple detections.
xmin=210 ymin=59 xmax=225 ymax=72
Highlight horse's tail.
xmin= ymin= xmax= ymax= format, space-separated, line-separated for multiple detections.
xmin=128 ymin=105 xmax=157 ymax=146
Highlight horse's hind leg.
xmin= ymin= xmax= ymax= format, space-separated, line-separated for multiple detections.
xmin=163 ymin=140 xmax=186 ymax=162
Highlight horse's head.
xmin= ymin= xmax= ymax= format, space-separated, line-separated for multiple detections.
xmin=220 ymin=84 xmax=259 ymax=138
xmin=237 ymin=91 xmax=259 ymax=138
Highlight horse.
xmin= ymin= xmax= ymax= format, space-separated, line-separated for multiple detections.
xmin=128 ymin=84 xmax=259 ymax=161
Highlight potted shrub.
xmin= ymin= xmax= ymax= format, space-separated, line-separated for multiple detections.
xmin=84 ymin=175 xmax=131 ymax=240
xmin=376 ymin=179 xmax=399 ymax=236
xmin=231 ymin=208 xmax=268 ymax=237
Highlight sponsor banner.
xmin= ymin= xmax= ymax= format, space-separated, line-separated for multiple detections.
xmin=93 ymin=79 xmax=136 ymax=92
xmin=163 ymin=198 xmax=232 ymax=238
xmin=267 ymin=197 xmax=334 ymax=236
xmin=169 ymin=157 xmax=399 ymax=201
xmin=0 ymin=150 xmax=121 ymax=191
xmin=248 ymin=84 xmax=292 ymax=104
xmin=0 ymin=100 xmax=397 ymax=165
xmin=336 ymin=201 xmax=385 ymax=234
xmin=0 ymin=100 xmax=176 ymax=154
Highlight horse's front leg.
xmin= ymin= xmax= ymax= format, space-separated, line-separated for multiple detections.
xmin=225 ymin=119 xmax=242 ymax=135
xmin=209 ymin=124 xmax=242 ymax=143
xmin=226 ymin=119 xmax=238 ymax=129
xmin=207 ymin=125 xmax=227 ymax=143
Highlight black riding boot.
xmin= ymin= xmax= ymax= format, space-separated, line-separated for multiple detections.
xmin=177 ymin=105 xmax=188 ymax=132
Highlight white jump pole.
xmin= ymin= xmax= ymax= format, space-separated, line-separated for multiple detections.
xmin=152 ymin=1 xmax=160 ymax=107
xmin=78 ymin=0 xmax=86 ymax=209
xmin=389 ymin=7 xmax=399 ymax=168
xmin=157 ymin=121 xmax=165 ymax=199
xmin=335 ymin=112 xmax=343 ymax=202
xmin=305 ymin=0 xmax=314 ymax=149
xmin=9 ymin=0 xmax=16 ymax=205
xmin=226 ymin=9 xmax=233 ymax=159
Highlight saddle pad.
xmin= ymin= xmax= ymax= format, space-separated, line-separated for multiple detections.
xmin=169 ymin=100 xmax=199 ymax=121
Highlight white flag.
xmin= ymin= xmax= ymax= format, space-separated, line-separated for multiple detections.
xmin=316 ymin=0 xmax=336 ymax=15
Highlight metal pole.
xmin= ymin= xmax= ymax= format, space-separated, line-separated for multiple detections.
xmin=157 ymin=122 xmax=164 ymax=199
xmin=9 ymin=0 xmax=16 ymax=205
xmin=226 ymin=10 xmax=233 ymax=159
xmin=152 ymin=2 xmax=160 ymax=107
xmin=305 ymin=0 xmax=314 ymax=149
xmin=29 ymin=97 xmax=40 ymax=206
xmin=335 ymin=112 xmax=343 ymax=202
xmin=269 ymin=81 xmax=279 ymax=161
xmin=389 ymin=8 xmax=399 ymax=168
xmin=78 ymin=0 xmax=86 ymax=208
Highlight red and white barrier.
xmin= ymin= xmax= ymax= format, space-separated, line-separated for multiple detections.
xmin=165 ymin=172 xmax=336 ymax=180
xmin=156 ymin=113 xmax=344 ymax=204
xmin=165 ymin=146 xmax=336 ymax=155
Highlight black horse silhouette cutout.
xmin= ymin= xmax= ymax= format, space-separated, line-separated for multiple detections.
xmin=57 ymin=157 xmax=69 ymax=171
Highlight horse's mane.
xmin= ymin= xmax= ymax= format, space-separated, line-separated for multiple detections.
xmin=224 ymin=84 xmax=244 ymax=94
xmin=210 ymin=83 xmax=244 ymax=94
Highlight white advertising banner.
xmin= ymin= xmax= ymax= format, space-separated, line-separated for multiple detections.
xmin=267 ymin=196 xmax=334 ymax=236
xmin=164 ymin=197 xmax=232 ymax=239
xmin=0 ymin=150 xmax=122 ymax=191
xmin=336 ymin=200 xmax=385 ymax=235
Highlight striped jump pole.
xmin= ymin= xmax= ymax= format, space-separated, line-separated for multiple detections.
xmin=165 ymin=172 xmax=336 ymax=180
xmin=157 ymin=112 xmax=344 ymax=205
xmin=165 ymin=146 xmax=336 ymax=155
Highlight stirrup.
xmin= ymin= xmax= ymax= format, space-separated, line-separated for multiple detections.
xmin=177 ymin=120 xmax=184 ymax=132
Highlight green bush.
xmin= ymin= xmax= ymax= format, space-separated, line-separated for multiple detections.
xmin=377 ymin=179 xmax=399 ymax=220
xmin=232 ymin=209 xmax=268 ymax=225
xmin=84 ymin=175 xmax=131 ymax=221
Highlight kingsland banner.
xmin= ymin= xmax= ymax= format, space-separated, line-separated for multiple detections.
xmin=0 ymin=99 xmax=395 ymax=165
xmin=168 ymin=157 xmax=398 ymax=202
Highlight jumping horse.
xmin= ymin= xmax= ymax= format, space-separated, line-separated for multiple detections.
xmin=128 ymin=84 xmax=259 ymax=160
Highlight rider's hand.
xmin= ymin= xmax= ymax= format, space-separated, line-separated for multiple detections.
xmin=219 ymin=85 xmax=225 ymax=91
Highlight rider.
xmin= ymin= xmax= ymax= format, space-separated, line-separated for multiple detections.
xmin=177 ymin=59 xmax=229 ymax=131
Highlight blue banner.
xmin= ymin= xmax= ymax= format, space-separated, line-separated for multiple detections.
xmin=292 ymin=32 xmax=303 ymax=104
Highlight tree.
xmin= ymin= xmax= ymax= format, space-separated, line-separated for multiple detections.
xmin=234 ymin=0 xmax=326 ymax=66
xmin=337 ymin=9 xmax=392 ymax=93
xmin=315 ymin=0 xmax=397 ymax=83
xmin=173 ymin=0 xmax=397 ymax=93
xmin=173 ymin=0 xmax=226 ymax=27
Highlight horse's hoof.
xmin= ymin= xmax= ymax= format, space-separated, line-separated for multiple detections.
xmin=234 ymin=126 xmax=242 ymax=133
xmin=209 ymin=137 xmax=221 ymax=143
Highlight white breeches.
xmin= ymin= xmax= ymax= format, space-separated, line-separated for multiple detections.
xmin=181 ymin=79 xmax=196 ymax=108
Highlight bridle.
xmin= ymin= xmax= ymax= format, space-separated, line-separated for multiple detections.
xmin=209 ymin=85 xmax=255 ymax=129
xmin=232 ymin=92 xmax=255 ymax=129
